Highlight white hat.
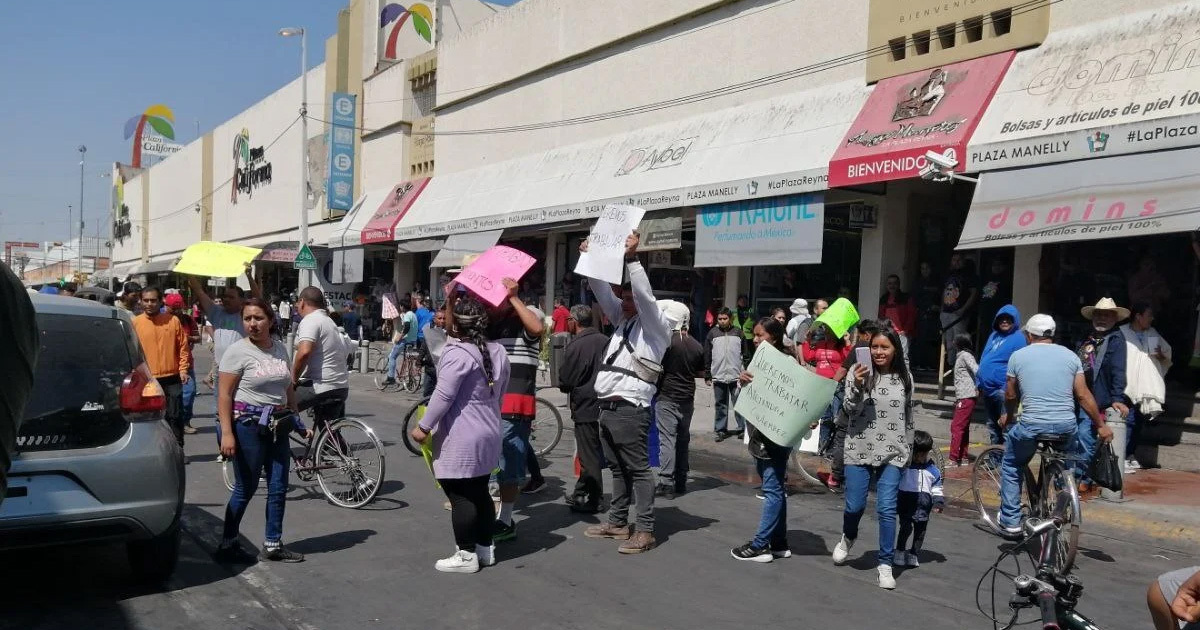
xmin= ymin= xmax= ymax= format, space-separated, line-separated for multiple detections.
xmin=1024 ymin=313 xmax=1056 ymax=337
xmin=656 ymin=299 xmax=690 ymax=332
xmin=1081 ymin=297 xmax=1130 ymax=321
xmin=790 ymin=298 xmax=809 ymax=317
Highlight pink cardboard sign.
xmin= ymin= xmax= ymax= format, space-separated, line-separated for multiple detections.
xmin=456 ymin=245 xmax=536 ymax=307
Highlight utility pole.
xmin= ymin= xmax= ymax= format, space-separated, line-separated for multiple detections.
xmin=78 ymin=145 xmax=87 ymax=279
xmin=279 ymin=27 xmax=310 ymax=288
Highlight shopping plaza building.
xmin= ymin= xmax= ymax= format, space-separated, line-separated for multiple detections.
xmin=112 ymin=0 xmax=1200 ymax=399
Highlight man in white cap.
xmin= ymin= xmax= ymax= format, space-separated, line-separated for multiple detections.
xmin=1075 ymin=298 xmax=1129 ymax=493
xmin=997 ymin=313 xmax=1112 ymax=538
xmin=654 ymin=300 xmax=703 ymax=499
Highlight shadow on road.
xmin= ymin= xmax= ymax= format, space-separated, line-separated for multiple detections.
xmin=784 ymin=528 xmax=832 ymax=556
xmin=288 ymin=528 xmax=377 ymax=555
xmin=654 ymin=506 xmax=718 ymax=546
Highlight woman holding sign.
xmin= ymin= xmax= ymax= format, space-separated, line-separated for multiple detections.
xmin=830 ymin=323 xmax=914 ymax=590
xmin=730 ymin=317 xmax=805 ymax=563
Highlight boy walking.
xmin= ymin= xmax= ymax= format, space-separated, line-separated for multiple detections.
xmin=896 ymin=430 xmax=944 ymax=568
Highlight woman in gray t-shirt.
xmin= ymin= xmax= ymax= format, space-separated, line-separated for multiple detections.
xmin=831 ymin=324 xmax=914 ymax=591
xmin=214 ymin=298 xmax=305 ymax=564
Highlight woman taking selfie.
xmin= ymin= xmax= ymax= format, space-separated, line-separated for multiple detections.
xmin=214 ymin=298 xmax=308 ymax=564
xmin=410 ymin=295 xmax=511 ymax=574
xmin=831 ymin=323 xmax=913 ymax=590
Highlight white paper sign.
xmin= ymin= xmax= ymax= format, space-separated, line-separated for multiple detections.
xmin=574 ymin=204 xmax=645 ymax=285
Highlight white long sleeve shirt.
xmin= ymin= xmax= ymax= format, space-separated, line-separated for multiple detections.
xmin=589 ymin=261 xmax=671 ymax=408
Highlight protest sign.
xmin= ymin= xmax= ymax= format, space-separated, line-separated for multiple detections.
xmin=381 ymin=294 xmax=399 ymax=320
xmin=574 ymin=204 xmax=645 ymax=285
xmin=173 ymin=241 xmax=262 ymax=278
xmin=813 ymin=297 xmax=860 ymax=338
xmin=734 ymin=343 xmax=837 ymax=448
xmin=456 ymin=245 xmax=537 ymax=307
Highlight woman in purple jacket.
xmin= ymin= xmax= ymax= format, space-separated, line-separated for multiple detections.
xmin=410 ymin=296 xmax=511 ymax=573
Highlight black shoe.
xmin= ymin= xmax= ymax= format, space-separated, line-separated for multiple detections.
xmin=674 ymin=484 xmax=686 ymax=496
xmin=731 ymin=542 xmax=773 ymax=563
xmin=493 ymin=519 xmax=518 ymax=542
xmin=770 ymin=544 xmax=792 ymax=559
xmin=259 ymin=545 xmax=305 ymax=563
xmin=654 ymin=485 xmax=676 ymax=499
xmin=521 ymin=478 xmax=547 ymax=495
xmin=212 ymin=542 xmax=259 ymax=565
xmin=714 ymin=431 xmax=729 ymax=443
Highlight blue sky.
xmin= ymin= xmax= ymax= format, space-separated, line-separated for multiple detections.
xmin=0 ymin=1 xmax=346 ymax=244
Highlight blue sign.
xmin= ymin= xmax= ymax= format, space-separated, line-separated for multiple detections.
xmin=694 ymin=193 xmax=824 ymax=267
xmin=327 ymin=92 xmax=357 ymax=214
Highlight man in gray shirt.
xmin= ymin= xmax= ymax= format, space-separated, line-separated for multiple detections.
xmin=292 ymin=287 xmax=351 ymax=424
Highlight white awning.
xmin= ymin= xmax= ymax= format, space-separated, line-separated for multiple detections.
xmin=966 ymin=4 xmax=1200 ymax=172
xmin=956 ymin=147 xmax=1200 ymax=250
xmin=429 ymin=230 xmax=504 ymax=268
xmin=396 ymin=239 xmax=445 ymax=253
xmin=327 ymin=192 xmax=380 ymax=248
xmin=393 ymin=80 xmax=872 ymax=239
xmin=132 ymin=259 xmax=176 ymax=275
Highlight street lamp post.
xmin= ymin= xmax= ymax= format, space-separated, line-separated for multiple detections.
xmin=279 ymin=27 xmax=310 ymax=288
xmin=78 ymin=145 xmax=86 ymax=279
xmin=65 ymin=204 xmax=71 ymax=273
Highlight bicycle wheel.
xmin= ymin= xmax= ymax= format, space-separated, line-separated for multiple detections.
xmin=400 ymin=399 xmax=428 ymax=456
xmin=1039 ymin=459 xmax=1081 ymax=574
xmin=314 ymin=418 xmax=386 ymax=508
xmin=788 ymin=450 xmax=827 ymax=488
xmin=531 ymin=397 xmax=563 ymax=457
xmin=374 ymin=354 xmax=398 ymax=392
xmin=401 ymin=358 xmax=422 ymax=393
xmin=220 ymin=456 xmax=235 ymax=492
xmin=971 ymin=445 xmax=1007 ymax=533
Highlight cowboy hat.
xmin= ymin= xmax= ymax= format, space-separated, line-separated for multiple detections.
xmin=1081 ymin=297 xmax=1130 ymax=321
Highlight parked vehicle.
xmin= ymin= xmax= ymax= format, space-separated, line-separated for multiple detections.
xmin=0 ymin=294 xmax=185 ymax=584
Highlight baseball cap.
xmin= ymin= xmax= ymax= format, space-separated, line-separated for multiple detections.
xmin=164 ymin=293 xmax=185 ymax=309
xmin=1024 ymin=313 xmax=1056 ymax=337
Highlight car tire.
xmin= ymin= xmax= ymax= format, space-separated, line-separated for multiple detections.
xmin=127 ymin=521 xmax=181 ymax=585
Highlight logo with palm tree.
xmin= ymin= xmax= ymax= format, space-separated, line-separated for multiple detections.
xmin=231 ymin=129 xmax=272 ymax=204
xmin=123 ymin=104 xmax=176 ymax=168
xmin=380 ymin=3 xmax=433 ymax=59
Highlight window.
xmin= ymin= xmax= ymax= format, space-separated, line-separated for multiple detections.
xmin=936 ymin=23 xmax=956 ymax=50
xmin=964 ymin=16 xmax=984 ymax=42
xmin=889 ymin=37 xmax=907 ymax=61
xmin=991 ymin=8 xmax=1012 ymax=36
xmin=913 ymin=30 xmax=931 ymax=55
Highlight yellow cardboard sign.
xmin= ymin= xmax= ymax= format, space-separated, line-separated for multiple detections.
xmin=416 ymin=404 xmax=441 ymax=489
xmin=813 ymin=298 xmax=860 ymax=339
xmin=173 ymin=241 xmax=262 ymax=278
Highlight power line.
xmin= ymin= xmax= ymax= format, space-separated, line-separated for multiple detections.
xmin=311 ymin=0 xmax=1061 ymax=137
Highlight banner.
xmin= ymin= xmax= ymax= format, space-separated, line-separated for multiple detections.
xmin=327 ymin=92 xmax=357 ymax=214
xmin=456 ymin=245 xmax=537 ymax=307
xmin=813 ymin=298 xmax=860 ymax=339
xmin=173 ymin=242 xmax=261 ymax=278
xmin=575 ymin=204 xmax=645 ymax=285
xmin=694 ymin=193 xmax=824 ymax=268
xmin=638 ymin=215 xmax=682 ymax=251
xmin=332 ymin=247 xmax=365 ymax=284
xmin=734 ymin=343 xmax=837 ymax=448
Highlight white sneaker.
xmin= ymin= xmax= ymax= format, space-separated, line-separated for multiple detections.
xmin=878 ymin=564 xmax=897 ymax=589
xmin=906 ymin=551 xmax=920 ymax=568
xmin=476 ymin=544 xmax=496 ymax=567
xmin=435 ymin=549 xmax=480 ymax=573
xmin=832 ymin=535 xmax=854 ymax=565
xmin=1123 ymin=459 xmax=1138 ymax=475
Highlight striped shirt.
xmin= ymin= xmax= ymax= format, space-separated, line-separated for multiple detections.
xmin=488 ymin=308 xmax=543 ymax=420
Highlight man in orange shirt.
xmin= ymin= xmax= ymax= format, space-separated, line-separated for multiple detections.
xmin=133 ymin=286 xmax=191 ymax=449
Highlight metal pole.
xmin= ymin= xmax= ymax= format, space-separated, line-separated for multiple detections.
xmin=78 ymin=145 xmax=86 ymax=279
xmin=298 ymin=28 xmax=310 ymax=289
xmin=65 ymin=204 xmax=71 ymax=276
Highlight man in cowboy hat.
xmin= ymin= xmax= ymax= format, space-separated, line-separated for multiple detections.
xmin=1075 ymin=297 xmax=1130 ymax=493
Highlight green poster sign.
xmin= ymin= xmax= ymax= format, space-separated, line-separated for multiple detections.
xmin=293 ymin=244 xmax=318 ymax=270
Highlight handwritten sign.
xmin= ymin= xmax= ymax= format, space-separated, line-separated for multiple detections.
xmin=813 ymin=297 xmax=860 ymax=339
xmin=456 ymin=245 xmax=537 ymax=307
xmin=734 ymin=343 xmax=837 ymax=449
xmin=173 ymin=241 xmax=262 ymax=278
xmin=574 ymin=204 xmax=646 ymax=285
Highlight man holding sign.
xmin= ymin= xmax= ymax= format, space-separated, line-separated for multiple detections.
xmin=577 ymin=229 xmax=671 ymax=555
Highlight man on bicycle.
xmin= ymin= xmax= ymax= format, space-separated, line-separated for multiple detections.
xmin=291 ymin=287 xmax=352 ymax=426
xmin=997 ymin=314 xmax=1112 ymax=538
xmin=383 ymin=300 xmax=419 ymax=386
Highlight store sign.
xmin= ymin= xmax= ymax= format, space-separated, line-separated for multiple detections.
xmin=694 ymin=193 xmax=825 ymax=268
xmin=829 ymin=52 xmax=1014 ymax=187
xmin=638 ymin=216 xmax=682 ymax=251
xmin=848 ymin=204 xmax=877 ymax=229
xmin=231 ymin=128 xmax=272 ymax=204
xmin=957 ymin=147 xmax=1200 ymax=250
xmin=360 ymin=178 xmax=430 ymax=244
xmin=614 ymin=137 xmax=697 ymax=176
xmin=968 ymin=4 xmax=1200 ymax=171
xmin=327 ymin=92 xmax=357 ymax=214
xmin=331 ymin=247 xmax=364 ymax=284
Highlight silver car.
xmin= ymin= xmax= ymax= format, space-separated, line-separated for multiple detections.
xmin=0 ymin=294 xmax=185 ymax=583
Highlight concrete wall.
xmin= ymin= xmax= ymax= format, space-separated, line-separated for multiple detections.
xmin=361 ymin=127 xmax=409 ymax=192
xmin=115 ymin=175 xmax=145 ymax=265
xmin=363 ymin=61 xmax=410 ymax=130
xmin=434 ymin=0 xmax=868 ymax=173
xmin=143 ymin=141 xmax=205 ymax=258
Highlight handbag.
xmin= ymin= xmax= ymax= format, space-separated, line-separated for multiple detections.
xmin=1088 ymin=441 xmax=1123 ymax=492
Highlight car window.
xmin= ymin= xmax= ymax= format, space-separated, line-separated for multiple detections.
xmin=18 ymin=314 xmax=134 ymax=452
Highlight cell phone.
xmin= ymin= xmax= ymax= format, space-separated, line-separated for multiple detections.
xmin=855 ymin=346 xmax=872 ymax=373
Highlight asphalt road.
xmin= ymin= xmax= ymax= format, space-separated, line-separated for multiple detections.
xmin=2 ymin=353 xmax=1197 ymax=630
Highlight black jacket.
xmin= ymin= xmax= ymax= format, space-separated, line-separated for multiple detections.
xmin=558 ymin=328 xmax=609 ymax=423
xmin=659 ymin=331 xmax=704 ymax=403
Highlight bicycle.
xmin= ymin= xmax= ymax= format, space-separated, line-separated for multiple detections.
xmin=399 ymin=394 xmax=564 ymax=458
xmin=972 ymin=432 xmax=1081 ymax=573
xmin=788 ymin=424 xmax=948 ymax=491
xmin=374 ymin=344 xmax=423 ymax=393
xmin=976 ymin=517 xmax=1102 ymax=630
xmin=221 ymin=396 xmax=386 ymax=509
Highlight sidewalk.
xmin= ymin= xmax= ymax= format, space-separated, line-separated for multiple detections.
xmin=535 ymin=383 xmax=1200 ymax=551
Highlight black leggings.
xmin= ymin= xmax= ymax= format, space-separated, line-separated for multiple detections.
xmin=897 ymin=519 xmax=928 ymax=554
xmin=440 ymin=475 xmax=495 ymax=551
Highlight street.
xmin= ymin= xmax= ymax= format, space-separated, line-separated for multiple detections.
xmin=2 ymin=353 xmax=1197 ymax=630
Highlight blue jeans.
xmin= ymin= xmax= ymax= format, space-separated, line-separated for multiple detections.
xmin=753 ymin=442 xmax=792 ymax=550
xmin=981 ymin=389 xmax=1007 ymax=446
xmin=222 ymin=418 xmax=291 ymax=543
xmin=181 ymin=366 xmax=196 ymax=426
xmin=843 ymin=464 xmax=902 ymax=566
xmin=498 ymin=418 xmax=533 ymax=485
xmin=386 ymin=342 xmax=408 ymax=379
xmin=1074 ymin=409 xmax=1098 ymax=484
xmin=999 ymin=420 xmax=1078 ymax=528
xmin=713 ymin=381 xmax=742 ymax=433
